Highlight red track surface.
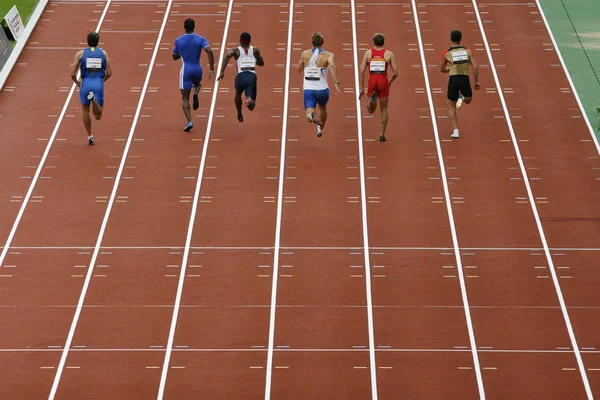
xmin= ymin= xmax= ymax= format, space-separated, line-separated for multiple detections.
xmin=0 ymin=0 xmax=599 ymax=398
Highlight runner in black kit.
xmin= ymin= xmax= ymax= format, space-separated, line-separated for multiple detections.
xmin=440 ymin=30 xmax=480 ymax=139
xmin=217 ymin=32 xmax=264 ymax=122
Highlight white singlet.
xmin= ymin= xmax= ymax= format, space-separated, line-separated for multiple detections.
xmin=303 ymin=48 xmax=328 ymax=91
xmin=236 ymin=46 xmax=257 ymax=74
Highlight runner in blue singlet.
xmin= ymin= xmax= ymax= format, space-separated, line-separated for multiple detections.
xmin=173 ymin=18 xmax=215 ymax=132
xmin=70 ymin=32 xmax=112 ymax=145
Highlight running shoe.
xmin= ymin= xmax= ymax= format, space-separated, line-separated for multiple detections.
xmin=193 ymin=93 xmax=199 ymax=110
xmin=456 ymin=93 xmax=464 ymax=109
xmin=246 ymin=98 xmax=255 ymax=111
xmin=183 ymin=122 xmax=193 ymax=132
xmin=451 ymin=130 xmax=460 ymax=139
xmin=379 ymin=135 xmax=386 ymax=142
xmin=316 ymin=125 xmax=323 ymax=137
xmin=88 ymin=136 xmax=95 ymax=145
xmin=238 ymin=113 xmax=244 ymax=123
xmin=87 ymin=91 xmax=95 ymax=101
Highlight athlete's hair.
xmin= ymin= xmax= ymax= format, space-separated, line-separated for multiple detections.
xmin=184 ymin=18 xmax=195 ymax=32
xmin=240 ymin=32 xmax=251 ymax=44
xmin=87 ymin=32 xmax=99 ymax=47
xmin=311 ymin=32 xmax=324 ymax=47
xmin=373 ymin=33 xmax=385 ymax=46
xmin=450 ymin=30 xmax=462 ymax=43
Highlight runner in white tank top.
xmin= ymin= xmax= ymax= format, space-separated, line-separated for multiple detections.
xmin=297 ymin=32 xmax=340 ymax=137
xmin=217 ymin=32 xmax=265 ymax=122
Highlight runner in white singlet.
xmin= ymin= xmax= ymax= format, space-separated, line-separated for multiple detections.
xmin=297 ymin=32 xmax=340 ymax=137
xmin=218 ymin=32 xmax=264 ymax=122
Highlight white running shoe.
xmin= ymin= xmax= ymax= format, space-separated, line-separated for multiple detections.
xmin=316 ymin=125 xmax=323 ymax=137
xmin=456 ymin=93 xmax=464 ymax=109
xmin=451 ymin=129 xmax=460 ymax=139
xmin=87 ymin=91 xmax=95 ymax=101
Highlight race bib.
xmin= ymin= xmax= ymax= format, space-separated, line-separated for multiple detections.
xmin=239 ymin=57 xmax=255 ymax=70
xmin=370 ymin=60 xmax=386 ymax=72
xmin=451 ymin=50 xmax=468 ymax=64
xmin=304 ymin=66 xmax=321 ymax=81
xmin=86 ymin=57 xmax=102 ymax=71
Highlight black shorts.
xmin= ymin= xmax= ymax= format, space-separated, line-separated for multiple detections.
xmin=447 ymin=75 xmax=472 ymax=102
xmin=234 ymin=71 xmax=258 ymax=100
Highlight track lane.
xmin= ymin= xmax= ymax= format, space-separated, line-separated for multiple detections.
xmin=0 ymin=2 xmax=104 ymax=242
xmin=267 ymin=1 xmax=374 ymax=397
xmin=353 ymin=1 xmax=482 ymax=398
xmin=159 ymin=1 xmax=290 ymax=397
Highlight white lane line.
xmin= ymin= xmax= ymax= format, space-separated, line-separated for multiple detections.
xmin=264 ymin=1 xmax=293 ymax=399
xmin=156 ymin=1 xmax=234 ymax=398
xmin=0 ymin=1 xmax=113 ymax=272
xmin=471 ymin=1 xmax=593 ymax=398
xmin=350 ymin=0 xmax=378 ymax=397
xmin=411 ymin=1 xmax=486 ymax=399
xmin=534 ymin=0 xmax=600 ymax=155
xmin=47 ymin=1 xmax=172 ymax=398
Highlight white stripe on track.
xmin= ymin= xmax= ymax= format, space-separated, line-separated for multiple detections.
xmin=0 ymin=1 xmax=112 ymax=271
xmin=534 ymin=0 xmax=600 ymax=154
xmin=471 ymin=1 xmax=593 ymax=398
xmin=411 ymin=0 xmax=486 ymax=398
xmin=155 ymin=1 xmax=235 ymax=398
xmin=349 ymin=0 xmax=378 ymax=397
xmin=47 ymin=1 xmax=173 ymax=398
xmin=263 ymin=0 xmax=294 ymax=398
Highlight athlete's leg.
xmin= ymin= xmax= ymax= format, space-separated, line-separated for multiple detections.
xmin=82 ymin=104 xmax=92 ymax=135
xmin=192 ymin=81 xmax=201 ymax=111
xmin=448 ymin=99 xmax=459 ymax=137
xmin=379 ymin=97 xmax=389 ymax=140
xmin=245 ymin=74 xmax=257 ymax=111
xmin=91 ymin=88 xmax=104 ymax=120
xmin=367 ymin=79 xmax=378 ymax=114
xmin=181 ymin=89 xmax=192 ymax=123
xmin=234 ymin=74 xmax=245 ymax=122
xmin=304 ymin=90 xmax=318 ymax=123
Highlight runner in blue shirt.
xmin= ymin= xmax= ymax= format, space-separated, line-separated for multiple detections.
xmin=70 ymin=32 xmax=112 ymax=145
xmin=173 ymin=18 xmax=214 ymax=132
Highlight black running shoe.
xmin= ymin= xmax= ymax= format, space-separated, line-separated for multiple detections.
xmin=193 ymin=93 xmax=199 ymax=110
xmin=89 ymin=136 xmax=95 ymax=145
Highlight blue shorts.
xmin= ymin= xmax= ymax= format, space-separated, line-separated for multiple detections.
xmin=180 ymin=63 xmax=203 ymax=90
xmin=80 ymin=78 xmax=104 ymax=107
xmin=303 ymin=88 xmax=329 ymax=109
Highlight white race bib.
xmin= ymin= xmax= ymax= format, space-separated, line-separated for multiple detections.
xmin=451 ymin=50 xmax=468 ymax=64
xmin=304 ymin=66 xmax=321 ymax=80
xmin=239 ymin=57 xmax=255 ymax=70
xmin=370 ymin=60 xmax=386 ymax=72
xmin=86 ymin=57 xmax=102 ymax=70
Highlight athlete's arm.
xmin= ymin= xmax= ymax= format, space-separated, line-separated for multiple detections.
xmin=172 ymin=38 xmax=181 ymax=61
xmin=387 ymin=51 xmax=398 ymax=88
xmin=327 ymin=52 xmax=341 ymax=93
xmin=358 ymin=50 xmax=370 ymax=100
xmin=469 ymin=54 xmax=480 ymax=89
xmin=102 ymin=50 xmax=113 ymax=82
xmin=204 ymin=46 xmax=215 ymax=80
xmin=217 ymin=48 xmax=237 ymax=81
xmin=440 ymin=52 xmax=450 ymax=73
xmin=297 ymin=51 xmax=307 ymax=73
xmin=253 ymin=47 xmax=265 ymax=67
xmin=70 ymin=50 xmax=83 ymax=87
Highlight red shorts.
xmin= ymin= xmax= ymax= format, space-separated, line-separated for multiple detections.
xmin=367 ymin=75 xmax=389 ymax=99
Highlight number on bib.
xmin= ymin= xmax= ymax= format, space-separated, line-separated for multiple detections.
xmin=86 ymin=57 xmax=102 ymax=71
xmin=370 ymin=60 xmax=386 ymax=73
xmin=451 ymin=50 xmax=468 ymax=64
xmin=240 ymin=57 xmax=255 ymax=71
xmin=304 ymin=67 xmax=321 ymax=81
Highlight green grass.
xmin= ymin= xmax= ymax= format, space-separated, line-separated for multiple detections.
xmin=0 ymin=0 xmax=39 ymax=25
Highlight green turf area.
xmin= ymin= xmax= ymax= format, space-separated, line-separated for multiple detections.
xmin=540 ymin=0 xmax=600 ymax=137
xmin=0 ymin=0 xmax=39 ymax=24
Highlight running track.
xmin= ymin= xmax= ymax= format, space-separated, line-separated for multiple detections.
xmin=0 ymin=0 xmax=599 ymax=398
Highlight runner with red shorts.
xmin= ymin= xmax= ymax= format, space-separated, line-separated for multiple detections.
xmin=359 ymin=33 xmax=398 ymax=141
